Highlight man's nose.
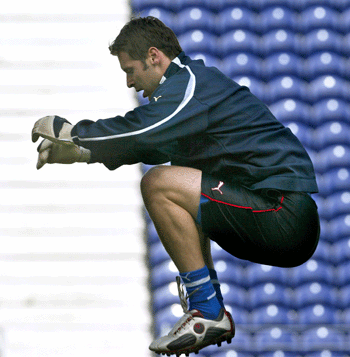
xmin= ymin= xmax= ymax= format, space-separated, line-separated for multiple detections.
xmin=127 ymin=74 xmax=134 ymax=88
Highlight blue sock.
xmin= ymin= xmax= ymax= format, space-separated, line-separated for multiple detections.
xmin=180 ymin=266 xmax=222 ymax=320
xmin=209 ymin=268 xmax=225 ymax=309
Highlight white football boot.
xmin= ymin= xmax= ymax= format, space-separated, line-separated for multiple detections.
xmin=149 ymin=277 xmax=235 ymax=356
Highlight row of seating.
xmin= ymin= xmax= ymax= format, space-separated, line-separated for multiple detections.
xmin=136 ymin=6 xmax=350 ymax=35
xmin=175 ymin=29 xmax=350 ymax=57
xmin=132 ymin=0 xmax=350 ymax=13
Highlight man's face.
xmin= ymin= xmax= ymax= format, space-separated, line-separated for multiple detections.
xmin=118 ymin=51 xmax=163 ymax=100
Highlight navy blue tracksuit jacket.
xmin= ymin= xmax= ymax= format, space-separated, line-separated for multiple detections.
xmin=71 ymin=52 xmax=318 ymax=193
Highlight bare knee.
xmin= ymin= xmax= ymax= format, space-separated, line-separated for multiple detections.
xmin=140 ymin=165 xmax=169 ymax=204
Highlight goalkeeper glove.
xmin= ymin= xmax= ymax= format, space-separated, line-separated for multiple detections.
xmin=36 ymin=139 xmax=91 ymax=170
xmin=32 ymin=115 xmax=74 ymax=145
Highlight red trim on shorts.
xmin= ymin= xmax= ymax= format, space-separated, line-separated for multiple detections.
xmin=201 ymin=193 xmax=284 ymax=213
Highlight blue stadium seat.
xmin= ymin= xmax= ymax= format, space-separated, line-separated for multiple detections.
xmin=245 ymin=264 xmax=289 ymax=287
xmin=290 ymin=259 xmax=334 ymax=287
xmin=260 ymin=29 xmax=298 ymax=56
xmin=139 ymin=7 xmax=176 ymax=31
xmin=149 ymin=241 xmax=170 ymax=267
xmin=327 ymin=215 xmax=350 ymax=244
xmin=294 ymin=282 xmax=337 ymax=309
xmin=258 ymin=6 xmax=297 ymax=33
xmin=313 ymin=121 xmax=350 ymax=150
xmin=300 ymin=29 xmax=344 ymax=56
xmin=220 ymin=284 xmax=248 ymax=309
xmin=254 ymin=326 xmax=299 ymax=351
xmin=299 ymin=6 xmax=340 ymax=33
xmin=309 ymin=76 xmax=349 ymax=102
xmin=333 ymin=238 xmax=350 ymax=266
xmin=221 ymin=53 xmax=262 ymax=78
xmin=313 ymin=145 xmax=350 ymax=174
xmin=249 ymin=0 xmax=300 ymax=11
xmin=176 ymin=7 xmax=216 ymax=35
xmin=338 ymin=284 xmax=350 ymax=309
xmin=335 ymin=261 xmax=350 ymax=286
xmin=283 ymin=122 xmax=313 ymax=150
xmin=331 ymin=0 xmax=350 ymax=11
xmin=189 ymin=53 xmax=220 ymax=68
xmin=298 ymin=305 xmax=339 ymax=324
xmin=268 ymin=99 xmax=311 ymax=126
xmin=322 ymin=191 xmax=350 ymax=220
xmin=132 ymin=0 xmax=178 ymax=13
xmin=147 ymin=221 xmax=159 ymax=244
xmin=251 ymin=304 xmax=296 ymax=324
xmin=259 ymin=353 xmax=300 ymax=357
xmin=232 ymin=76 xmax=266 ymax=102
xmin=310 ymin=239 xmax=331 ymax=263
xmin=305 ymin=352 xmax=346 ymax=357
xmin=213 ymin=260 xmax=246 ymax=287
xmin=212 ymin=352 xmax=254 ymax=357
xmin=223 ymin=305 xmax=250 ymax=325
xmin=301 ymin=326 xmax=347 ymax=352
xmin=317 ymin=168 xmax=350 ymax=197
xmin=265 ymin=75 xmax=309 ymax=103
xmin=150 ymin=260 xmax=178 ymax=289
xmin=178 ymin=30 xmax=217 ymax=56
xmin=248 ymin=283 xmax=293 ymax=309
xmin=340 ymin=8 xmax=350 ymax=34
xmin=216 ymin=7 xmax=257 ymax=34
xmin=262 ymin=52 xmax=304 ymax=81
xmin=154 ymin=304 xmax=184 ymax=338
xmin=303 ymin=52 xmax=347 ymax=81
xmin=312 ymin=99 xmax=350 ymax=127
xmin=220 ymin=30 xmax=261 ymax=57
xmin=153 ymin=282 xmax=181 ymax=312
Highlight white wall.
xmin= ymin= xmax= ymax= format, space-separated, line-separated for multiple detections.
xmin=0 ymin=1 xmax=151 ymax=356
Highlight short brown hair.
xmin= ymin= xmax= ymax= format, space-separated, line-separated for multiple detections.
xmin=109 ymin=16 xmax=183 ymax=61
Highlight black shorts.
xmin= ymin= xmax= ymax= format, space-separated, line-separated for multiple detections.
xmin=199 ymin=174 xmax=320 ymax=268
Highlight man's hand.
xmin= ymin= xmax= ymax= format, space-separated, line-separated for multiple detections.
xmin=36 ymin=139 xmax=91 ymax=170
xmin=32 ymin=115 xmax=74 ymax=145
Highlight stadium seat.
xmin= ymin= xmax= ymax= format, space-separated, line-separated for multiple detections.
xmin=223 ymin=305 xmax=250 ymax=325
xmin=294 ymin=282 xmax=337 ymax=309
xmin=220 ymin=30 xmax=261 ymax=57
xmin=305 ymin=352 xmax=346 ymax=357
xmin=290 ymin=259 xmax=334 ymax=287
xmin=327 ymin=215 xmax=350 ymax=244
xmin=249 ymin=0 xmax=300 ymax=11
xmin=300 ymin=29 xmax=344 ymax=56
xmin=338 ymin=284 xmax=350 ymax=310
xmin=139 ymin=7 xmax=176 ymax=32
xmin=178 ymin=30 xmax=217 ymax=56
xmin=213 ymin=260 xmax=246 ymax=287
xmin=177 ymin=7 xmax=216 ymax=35
xmin=333 ymin=238 xmax=350 ymax=266
xmin=322 ymin=191 xmax=350 ymax=221
xmin=245 ymin=264 xmax=290 ymax=287
xmin=340 ymin=8 xmax=350 ymax=34
xmin=312 ymin=99 xmax=350 ymax=127
xmin=189 ymin=53 xmax=220 ymax=68
xmin=131 ymin=0 xmax=178 ymax=13
xmin=317 ymin=168 xmax=350 ymax=197
xmin=262 ymin=52 xmax=304 ymax=81
xmin=299 ymin=6 xmax=340 ymax=33
xmin=268 ymin=99 xmax=311 ymax=126
xmin=254 ymin=326 xmax=299 ymax=351
xmin=248 ymin=283 xmax=293 ymax=309
xmin=232 ymin=76 xmax=266 ymax=102
xmin=335 ymin=261 xmax=350 ymax=286
xmin=313 ymin=145 xmax=350 ymax=174
xmin=153 ymin=282 xmax=182 ymax=312
xmin=303 ymin=52 xmax=347 ymax=81
xmin=154 ymin=304 xmax=184 ymax=337
xmin=220 ymin=284 xmax=248 ymax=309
xmin=301 ymin=326 xmax=347 ymax=352
xmin=309 ymin=240 xmax=331 ymax=263
xmin=150 ymin=260 xmax=178 ymax=289
xmin=298 ymin=305 xmax=339 ymax=324
xmin=312 ymin=121 xmax=350 ymax=150
xmin=221 ymin=53 xmax=262 ymax=78
xmin=258 ymin=6 xmax=297 ymax=33
xmin=265 ymin=75 xmax=309 ymax=104
xmin=149 ymin=241 xmax=170 ymax=267
xmin=282 ymin=122 xmax=313 ymax=150
xmin=216 ymin=7 xmax=257 ymax=34
xmin=309 ymin=75 xmax=349 ymax=103
xmin=260 ymin=29 xmax=298 ymax=56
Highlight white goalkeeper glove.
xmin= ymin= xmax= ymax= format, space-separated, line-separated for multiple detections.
xmin=32 ymin=115 xmax=74 ymax=145
xmin=36 ymin=139 xmax=91 ymax=170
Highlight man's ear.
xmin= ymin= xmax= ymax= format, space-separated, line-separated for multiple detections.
xmin=148 ymin=47 xmax=161 ymax=65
